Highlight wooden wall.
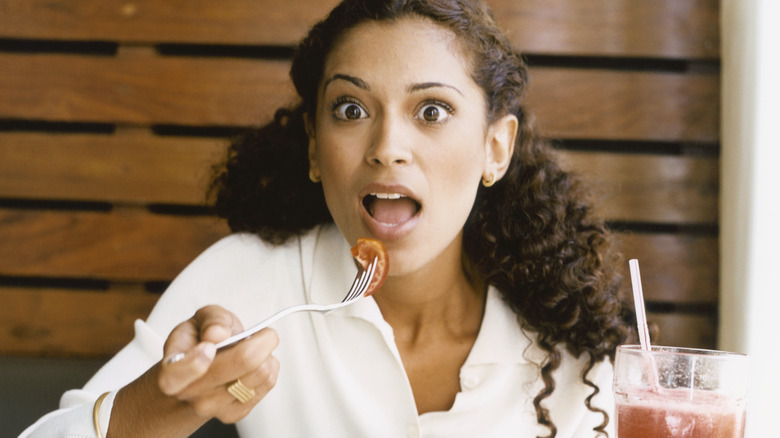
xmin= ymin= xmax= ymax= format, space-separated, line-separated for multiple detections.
xmin=0 ymin=0 xmax=720 ymax=358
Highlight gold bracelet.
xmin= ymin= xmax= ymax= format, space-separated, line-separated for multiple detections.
xmin=93 ymin=391 xmax=111 ymax=438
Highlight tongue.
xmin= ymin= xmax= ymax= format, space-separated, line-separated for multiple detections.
xmin=369 ymin=198 xmax=417 ymax=225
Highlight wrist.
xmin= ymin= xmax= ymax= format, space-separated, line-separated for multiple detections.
xmin=108 ymin=363 xmax=204 ymax=438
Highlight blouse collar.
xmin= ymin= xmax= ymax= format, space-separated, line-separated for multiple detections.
xmin=305 ymin=225 xmax=545 ymax=368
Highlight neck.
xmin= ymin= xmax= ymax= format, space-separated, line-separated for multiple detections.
xmin=372 ymin=256 xmax=486 ymax=345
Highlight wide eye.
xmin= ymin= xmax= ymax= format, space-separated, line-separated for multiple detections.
xmin=415 ymin=102 xmax=452 ymax=124
xmin=333 ymin=101 xmax=368 ymax=120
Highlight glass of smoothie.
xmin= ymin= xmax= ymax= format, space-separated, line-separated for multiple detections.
xmin=613 ymin=345 xmax=748 ymax=438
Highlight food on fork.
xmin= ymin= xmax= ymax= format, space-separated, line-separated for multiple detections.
xmin=351 ymin=238 xmax=389 ymax=297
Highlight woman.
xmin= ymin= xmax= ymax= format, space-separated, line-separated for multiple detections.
xmin=22 ymin=0 xmax=628 ymax=436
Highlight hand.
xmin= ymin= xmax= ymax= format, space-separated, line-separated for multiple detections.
xmin=158 ymin=305 xmax=280 ymax=424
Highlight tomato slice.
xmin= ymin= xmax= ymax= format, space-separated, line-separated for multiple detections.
xmin=350 ymin=238 xmax=389 ymax=297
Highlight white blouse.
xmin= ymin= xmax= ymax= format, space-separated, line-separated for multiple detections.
xmin=21 ymin=225 xmax=615 ymax=437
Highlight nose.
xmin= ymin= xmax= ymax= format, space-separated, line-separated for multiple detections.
xmin=365 ymin=114 xmax=413 ymax=166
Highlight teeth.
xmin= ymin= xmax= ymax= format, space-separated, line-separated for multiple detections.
xmin=371 ymin=193 xmax=404 ymax=200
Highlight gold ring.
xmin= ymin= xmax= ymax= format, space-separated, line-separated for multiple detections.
xmin=226 ymin=378 xmax=255 ymax=403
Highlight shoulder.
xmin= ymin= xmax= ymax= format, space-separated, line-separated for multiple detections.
xmin=145 ymin=226 xmax=335 ymax=330
xmin=556 ymin=349 xmax=613 ymax=386
xmin=547 ymin=350 xmax=615 ymax=436
xmin=169 ymin=232 xmax=299 ymax=293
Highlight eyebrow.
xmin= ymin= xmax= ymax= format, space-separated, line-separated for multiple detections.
xmin=322 ymin=74 xmax=371 ymax=92
xmin=407 ymin=82 xmax=464 ymax=97
xmin=322 ymin=74 xmax=464 ymax=97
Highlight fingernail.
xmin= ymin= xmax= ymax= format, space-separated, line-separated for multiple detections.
xmin=200 ymin=343 xmax=217 ymax=361
xmin=164 ymin=352 xmax=186 ymax=365
xmin=204 ymin=324 xmax=231 ymax=342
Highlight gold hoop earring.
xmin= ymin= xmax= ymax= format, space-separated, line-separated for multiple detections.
xmin=309 ymin=168 xmax=321 ymax=183
xmin=482 ymin=173 xmax=496 ymax=187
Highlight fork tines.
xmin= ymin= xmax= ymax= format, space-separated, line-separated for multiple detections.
xmin=341 ymin=257 xmax=377 ymax=302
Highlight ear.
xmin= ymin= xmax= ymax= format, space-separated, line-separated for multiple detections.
xmin=303 ymin=113 xmax=321 ymax=181
xmin=483 ymin=114 xmax=518 ymax=183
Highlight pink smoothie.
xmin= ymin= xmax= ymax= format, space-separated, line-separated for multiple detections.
xmin=615 ymin=386 xmax=746 ymax=438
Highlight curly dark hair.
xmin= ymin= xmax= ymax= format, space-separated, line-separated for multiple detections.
xmin=211 ymin=0 xmax=629 ymax=436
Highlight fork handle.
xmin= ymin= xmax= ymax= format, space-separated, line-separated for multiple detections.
xmin=215 ymin=301 xmax=347 ymax=350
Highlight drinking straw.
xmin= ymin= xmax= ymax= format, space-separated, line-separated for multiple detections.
xmin=629 ymin=259 xmax=652 ymax=351
xmin=629 ymin=259 xmax=662 ymax=392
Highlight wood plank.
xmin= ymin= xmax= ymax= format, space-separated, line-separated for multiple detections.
xmin=0 ymin=287 xmax=158 ymax=357
xmin=647 ymin=312 xmax=717 ymax=349
xmin=529 ymin=68 xmax=720 ymax=142
xmin=558 ymin=151 xmax=719 ymax=224
xmin=0 ymin=131 xmax=227 ymax=205
xmin=0 ymin=0 xmax=719 ymax=59
xmin=493 ymin=0 xmax=719 ymax=59
xmin=0 ymin=0 xmax=339 ymax=47
xmin=0 ymin=53 xmax=293 ymax=127
xmin=0 ymin=208 xmax=230 ymax=282
xmin=0 ymin=134 xmax=719 ymax=219
xmin=614 ymin=233 xmax=719 ymax=304
xmin=0 ymin=53 xmax=719 ymax=142
xmin=0 ymin=208 xmax=714 ymax=305
xmin=0 ymin=293 xmax=717 ymax=358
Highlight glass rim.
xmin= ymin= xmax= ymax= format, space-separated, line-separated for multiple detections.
xmin=617 ymin=344 xmax=748 ymax=359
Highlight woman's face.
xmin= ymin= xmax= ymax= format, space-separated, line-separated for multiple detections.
xmin=308 ymin=17 xmax=515 ymax=277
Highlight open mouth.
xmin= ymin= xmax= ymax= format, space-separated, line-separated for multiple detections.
xmin=362 ymin=192 xmax=421 ymax=226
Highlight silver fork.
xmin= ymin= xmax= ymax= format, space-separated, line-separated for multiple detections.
xmin=215 ymin=257 xmax=377 ymax=350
